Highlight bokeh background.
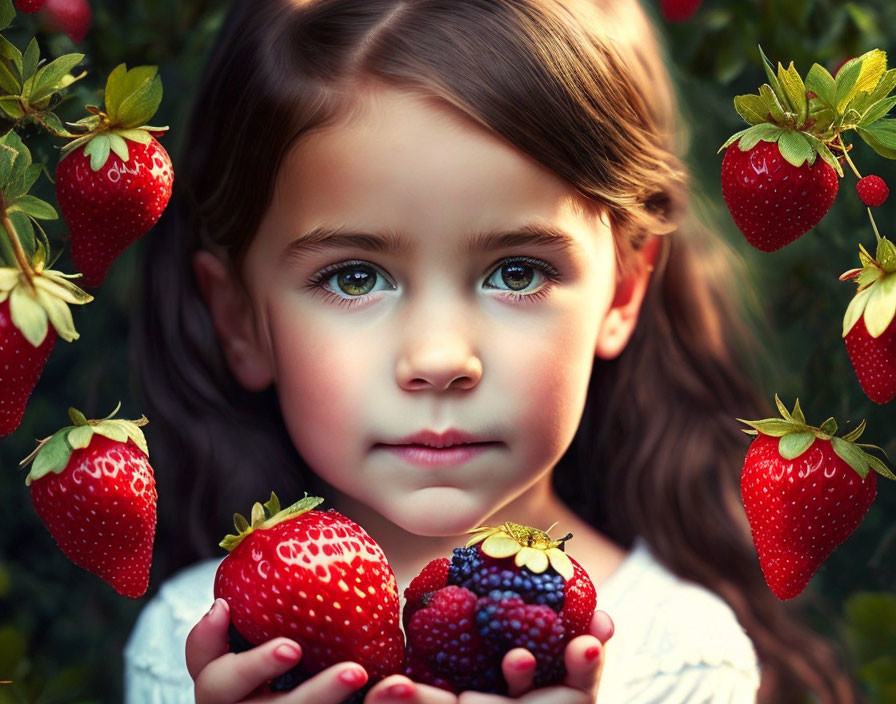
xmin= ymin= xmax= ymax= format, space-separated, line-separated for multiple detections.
xmin=0 ymin=0 xmax=895 ymax=701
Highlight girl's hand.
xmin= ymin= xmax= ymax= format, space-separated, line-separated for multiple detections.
xmin=457 ymin=610 xmax=614 ymax=704
xmin=186 ymin=598 xmax=370 ymax=703
xmin=362 ymin=675 xmax=458 ymax=704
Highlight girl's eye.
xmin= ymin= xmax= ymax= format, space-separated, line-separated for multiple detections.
xmin=309 ymin=260 xmax=395 ymax=299
xmin=484 ymin=257 xmax=559 ymax=296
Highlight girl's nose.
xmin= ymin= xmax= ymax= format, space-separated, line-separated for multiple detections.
xmin=395 ymin=331 xmax=483 ymax=392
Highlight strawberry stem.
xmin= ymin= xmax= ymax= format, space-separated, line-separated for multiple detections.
xmin=836 ymin=132 xmax=863 ymax=180
xmin=0 ymin=192 xmax=35 ymax=284
xmin=867 ymin=208 xmax=883 ymax=242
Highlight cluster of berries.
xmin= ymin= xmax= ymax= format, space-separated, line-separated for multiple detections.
xmin=401 ymin=534 xmax=594 ymax=694
xmin=211 ymin=504 xmax=597 ymax=697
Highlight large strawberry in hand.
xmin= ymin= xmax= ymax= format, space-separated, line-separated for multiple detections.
xmin=402 ymin=522 xmax=596 ymax=694
xmin=214 ymin=494 xmax=404 ymax=694
xmin=841 ymin=237 xmax=896 ymax=404
xmin=739 ymin=397 xmax=894 ymax=600
xmin=21 ymin=405 xmax=157 ymax=598
xmin=56 ymin=64 xmax=173 ymax=288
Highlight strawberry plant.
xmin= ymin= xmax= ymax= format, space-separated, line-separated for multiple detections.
xmin=720 ymin=47 xmax=896 ymax=251
xmin=739 ymin=396 xmax=895 ymax=600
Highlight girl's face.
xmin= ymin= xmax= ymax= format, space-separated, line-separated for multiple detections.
xmin=197 ymin=86 xmax=652 ymax=536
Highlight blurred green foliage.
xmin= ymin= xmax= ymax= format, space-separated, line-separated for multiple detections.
xmin=0 ymin=0 xmax=893 ymax=701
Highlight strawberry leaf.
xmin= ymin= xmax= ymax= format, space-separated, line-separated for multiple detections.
xmin=758 ymin=46 xmax=792 ymax=112
xmin=29 ymin=53 xmax=85 ymax=103
xmin=862 ymin=452 xmax=896 ymax=480
xmin=759 ymin=84 xmax=786 ymax=123
xmin=777 ymin=130 xmax=815 ymax=167
xmin=878 ymin=238 xmax=896 ymax=271
xmin=738 ymin=123 xmax=786 ymax=151
xmin=803 ymin=133 xmax=843 ymax=176
xmin=83 ymin=134 xmax=111 ymax=171
xmin=107 ymin=133 xmax=129 ymax=162
xmin=20 ymin=38 xmax=38 ymax=85
xmin=68 ymin=407 xmax=88 ymax=425
xmin=865 ymin=68 xmax=896 ymax=108
xmin=739 ymin=418 xmax=798 ymax=437
xmin=67 ymin=424 xmax=94 ymax=449
xmin=0 ymin=60 xmax=20 ymax=94
xmin=843 ymin=285 xmax=873 ymax=336
xmin=11 ymin=195 xmax=57 ymax=220
xmin=778 ymin=432 xmax=815 ymax=460
xmin=778 ymin=62 xmax=808 ymax=125
xmin=858 ymin=96 xmax=896 ymax=128
xmin=734 ymin=93 xmax=768 ymax=125
xmin=26 ymin=431 xmax=73 ymax=484
xmin=819 ymin=417 xmax=839 ymax=436
xmin=0 ymin=0 xmax=13 ymax=32
xmin=863 ymin=273 xmax=896 ymax=338
xmin=775 ymin=394 xmax=793 ymax=420
xmin=806 ymin=63 xmax=837 ymax=109
xmin=842 ymin=419 xmax=867 ymax=443
xmin=8 ymin=281 xmax=49 ymax=347
xmin=831 ymin=437 xmax=871 ymax=479
xmin=0 ymin=35 xmax=22 ymax=82
xmin=791 ymin=398 xmax=807 ymax=425
xmin=857 ymin=121 xmax=896 ymax=159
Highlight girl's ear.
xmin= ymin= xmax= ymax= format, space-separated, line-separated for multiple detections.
xmin=192 ymin=250 xmax=274 ymax=390
xmin=593 ymin=235 xmax=661 ymax=360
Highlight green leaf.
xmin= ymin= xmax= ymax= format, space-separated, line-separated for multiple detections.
xmin=21 ymin=38 xmax=39 ymax=85
xmin=842 ymin=419 xmax=867 ymax=443
xmin=8 ymin=282 xmax=48 ymax=347
xmin=778 ymin=62 xmax=808 ymax=124
xmin=0 ymin=35 xmax=22 ymax=80
xmin=857 ymin=120 xmax=896 ymax=159
xmin=759 ymin=83 xmax=786 ymax=123
xmin=836 ymin=59 xmax=864 ymax=112
xmin=29 ymin=53 xmax=84 ymax=103
xmin=804 ymin=133 xmax=843 ymax=176
xmin=0 ymin=140 xmax=15 ymax=185
xmin=0 ymin=59 xmax=20 ymax=94
xmin=0 ymin=0 xmax=14 ymax=32
xmin=758 ymin=46 xmax=792 ymax=112
xmin=777 ymin=130 xmax=815 ymax=167
xmin=866 ymin=69 xmax=896 ymax=107
xmin=107 ymin=133 xmax=129 ymax=161
xmin=831 ymin=437 xmax=871 ymax=479
xmin=778 ymin=432 xmax=815 ymax=460
xmin=93 ymin=422 xmax=129 ymax=444
xmin=863 ymin=274 xmax=896 ymax=338
xmin=83 ymin=134 xmax=111 ymax=171
xmin=843 ymin=285 xmax=873 ymax=336
xmin=117 ymin=74 xmax=163 ymax=128
xmin=806 ymin=63 xmax=837 ymax=108
xmin=791 ymin=398 xmax=807 ymax=424
xmin=739 ymin=418 xmax=799 ymax=437
xmin=734 ymin=93 xmax=769 ymax=125
xmin=863 ymin=453 xmax=896 ymax=481
xmin=67 ymin=424 xmax=93 ymax=450
xmin=878 ymin=238 xmax=896 ymax=270
xmin=737 ymin=123 xmax=786 ymax=151
xmin=859 ymin=96 xmax=896 ymax=127
xmin=27 ymin=432 xmax=73 ymax=484
xmin=6 ymin=208 xmax=34 ymax=259
xmin=11 ymin=194 xmax=56 ymax=220
xmin=0 ymin=95 xmax=23 ymax=119
xmin=819 ymin=417 xmax=839 ymax=436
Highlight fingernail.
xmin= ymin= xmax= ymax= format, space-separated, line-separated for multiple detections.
xmin=386 ymin=682 xmax=414 ymax=698
xmin=515 ymin=655 xmax=536 ymax=671
xmin=206 ymin=598 xmax=226 ymax=618
xmin=338 ymin=668 xmax=368 ymax=688
xmin=274 ymin=643 xmax=301 ymax=663
xmin=585 ymin=645 xmax=601 ymax=661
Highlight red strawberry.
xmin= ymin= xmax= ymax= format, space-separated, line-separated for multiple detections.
xmin=15 ymin=0 xmax=45 ymax=13
xmin=402 ymin=522 xmax=596 ymax=694
xmin=214 ymin=494 xmax=404 ymax=693
xmin=841 ymin=238 xmax=896 ymax=404
xmin=43 ymin=0 xmax=90 ymax=42
xmin=856 ymin=175 xmax=889 ymax=207
xmin=22 ymin=407 xmax=157 ymax=598
xmin=56 ymin=64 xmax=174 ymax=288
xmin=0 ymin=298 xmax=56 ymax=437
xmin=721 ymin=139 xmax=839 ymax=251
xmin=660 ymin=0 xmax=702 ymax=22
xmin=738 ymin=397 xmax=893 ymax=600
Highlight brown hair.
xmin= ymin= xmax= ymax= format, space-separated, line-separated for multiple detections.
xmin=134 ymin=0 xmax=857 ymax=701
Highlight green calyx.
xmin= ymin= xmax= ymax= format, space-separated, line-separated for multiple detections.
xmin=720 ymin=47 xmax=896 ymax=176
xmin=20 ymin=403 xmax=149 ymax=486
xmin=738 ymin=395 xmax=895 ymax=481
xmin=219 ymin=493 xmax=325 ymax=553
xmin=60 ymin=64 xmax=169 ymax=171
xmin=841 ymin=237 xmax=896 ymax=338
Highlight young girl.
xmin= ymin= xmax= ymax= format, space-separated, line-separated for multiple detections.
xmin=124 ymin=0 xmax=858 ymax=701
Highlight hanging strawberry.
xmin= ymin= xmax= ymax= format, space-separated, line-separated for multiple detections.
xmin=720 ymin=48 xmax=896 ymax=251
xmin=738 ymin=397 xmax=894 ymax=600
xmin=21 ymin=405 xmax=157 ymax=598
xmin=841 ymin=237 xmax=896 ymax=404
xmin=56 ymin=63 xmax=173 ymax=288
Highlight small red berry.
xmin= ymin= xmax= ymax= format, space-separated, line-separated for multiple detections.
xmin=660 ymin=0 xmax=702 ymax=22
xmin=856 ymin=175 xmax=889 ymax=207
xmin=15 ymin=0 xmax=45 ymax=13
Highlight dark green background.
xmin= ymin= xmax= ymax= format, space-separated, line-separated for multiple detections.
xmin=1 ymin=0 xmax=895 ymax=701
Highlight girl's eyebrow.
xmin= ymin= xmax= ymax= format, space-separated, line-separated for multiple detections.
xmin=281 ymin=223 xmax=577 ymax=261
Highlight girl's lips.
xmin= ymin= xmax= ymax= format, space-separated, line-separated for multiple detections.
xmin=376 ymin=442 xmax=501 ymax=467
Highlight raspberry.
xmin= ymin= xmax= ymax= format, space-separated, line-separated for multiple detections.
xmin=475 ymin=594 xmax=568 ymax=687
xmin=403 ymin=557 xmax=450 ymax=629
xmin=405 ymin=586 xmax=501 ymax=692
xmin=857 ymin=175 xmax=889 ymax=207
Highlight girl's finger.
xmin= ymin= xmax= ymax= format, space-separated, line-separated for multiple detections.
xmin=363 ymin=674 xmax=458 ymax=704
xmin=500 ymin=647 xmax=536 ymax=698
xmin=562 ymin=634 xmax=604 ymax=695
xmin=589 ymin=609 xmax=614 ymax=644
xmin=186 ymin=598 xmax=232 ymax=681
xmin=274 ymin=662 xmax=370 ymax=704
xmin=193 ymin=637 xmax=303 ymax=703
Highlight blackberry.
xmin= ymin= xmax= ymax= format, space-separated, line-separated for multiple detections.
xmin=450 ymin=546 xmax=565 ymax=609
xmin=447 ymin=546 xmax=483 ymax=585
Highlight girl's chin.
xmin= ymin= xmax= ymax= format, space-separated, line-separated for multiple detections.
xmin=381 ymin=489 xmax=493 ymax=537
